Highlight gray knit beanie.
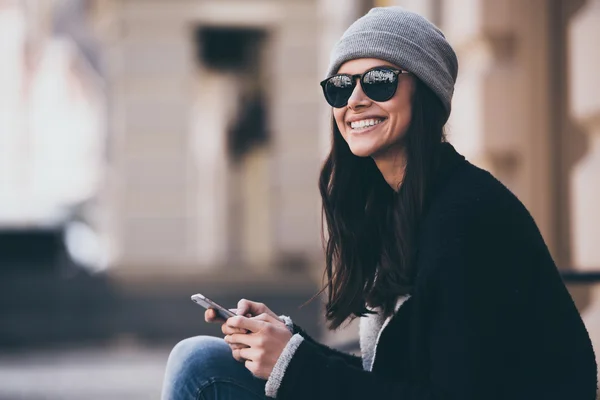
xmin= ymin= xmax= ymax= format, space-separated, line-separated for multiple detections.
xmin=327 ymin=7 xmax=458 ymax=117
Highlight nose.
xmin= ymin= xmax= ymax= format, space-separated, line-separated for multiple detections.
xmin=347 ymin=81 xmax=372 ymax=110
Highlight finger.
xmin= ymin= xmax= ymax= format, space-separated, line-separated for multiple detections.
xmin=222 ymin=323 xmax=248 ymax=335
xmin=236 ymin=299 xmax=253 ymax=316
xmin=228 ymin=315 xmax=265 ymax=333
xmin=232 ymin=346 xmax=258 ymax=363
xmin=224 ymin=315 xmax=250 ymax=335
xmin=225 ymin=333 xmax=256 ymax=347
xmin=228 ymin=342 xmax=249 ymax=350
xmin=233 ymin=310 xmax=255 ymax=318
xmin=244 ymin=359 xmax=261 ymax=377
xmin=238 ymin=347 xmax=257 ymax=361
xmin=231 ymin=347 xmax=245 ymax=362
xmin=237 ymin=299 xmax=268 ymax=317
xmin=204 ymin=308 xmax=212 ymax=322
xmin=205 ymin=308 xmax=224 ymax=323
xmin=252 ymin=313 xmax=280 ymax=324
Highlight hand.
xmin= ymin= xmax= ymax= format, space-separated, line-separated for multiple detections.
xmin=204 ymin=308 xmax=248 ymax=353
xmin=204 ymin=298 xmax=279 ymax=325
xmin=235 ymin=299 xmax=280 ymax=321
xmin=205 ymin=299 xmax=284 ymax=353
xmin=224 ymin=313 xmax=293 ymax=379
xmin=224 ymin=299 xmax=284 ymax=353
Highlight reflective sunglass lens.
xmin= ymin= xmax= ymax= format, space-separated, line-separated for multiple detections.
xmin=325 ymin=75 xmax=354 ymax=107
xmin=363 ymin=69 xmax=398 ymax=102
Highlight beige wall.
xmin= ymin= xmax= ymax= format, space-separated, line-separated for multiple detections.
xmin=441 ymin=0 xmax=557 ymax=259
xmin=569 ymin=0 xmax=600 ymax=373
xmin=92 ymin=0 xmax=600 ymax=298
xmin=94 ymin=0 xmax=323 ymax=280
xmin=378 ymin=0 xmax=599 ymax=275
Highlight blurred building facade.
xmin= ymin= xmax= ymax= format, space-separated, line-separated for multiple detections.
xmin=89 ymin=0 xmax=600 ymax=363
xmin=91 ymin=0 xmax=325 ymax=280
xmin=0 ymin=0 xmax=105 ymax=231
xmin=1 ymin=0 xmax=599 ymax=369
xmin=84 ymin=0 xmax=600 ymax=282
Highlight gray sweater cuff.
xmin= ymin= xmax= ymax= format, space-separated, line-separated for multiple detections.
xmin=265 ymin=333 xmax=304 ymax=398
xmin=278 ymin=315 xmax=295 ymax=334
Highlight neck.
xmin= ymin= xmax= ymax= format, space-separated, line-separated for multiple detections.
xmin=372 ymin=144 xmax=407 ymax=192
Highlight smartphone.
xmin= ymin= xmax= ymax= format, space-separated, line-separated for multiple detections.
xmin=191 ymin=294 xmax=236 ymax=320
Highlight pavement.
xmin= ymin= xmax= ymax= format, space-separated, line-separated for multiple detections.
xmin=0 ymin=328 xmax=360 ymax=400
xmin=0 ymin=345 xmax=171 ymax=400
xmin=0 ymin=271 xmax=353 ymax=399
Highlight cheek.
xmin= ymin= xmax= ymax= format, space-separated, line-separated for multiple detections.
xmin=333 ymin=110 xmax=347 ymax=135
xmin=388 ymin=82 xmax=414 ymax=134
xmin=392 ymin=107 xmax=412 ymax=133
xmin=385 ymin=101 xmax=412 ymax=136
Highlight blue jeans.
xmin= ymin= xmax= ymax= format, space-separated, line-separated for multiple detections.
xmin=161 ymin=336 xmax=267 ymax=400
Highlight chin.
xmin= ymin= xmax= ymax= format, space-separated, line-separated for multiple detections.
xmin=348 ymin=144 xmax=378 ymax=158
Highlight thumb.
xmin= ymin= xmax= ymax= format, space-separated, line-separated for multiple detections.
xmin=237 ymin=299 xmax=251 ymax=316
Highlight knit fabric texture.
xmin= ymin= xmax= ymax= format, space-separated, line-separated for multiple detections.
xmin=278 ymin=315 xmax=295 ymax=334
xmin=326 ymin=6 xmax=458 ymax=118
xmin=265 ymin=333 xmax=304 ymax=398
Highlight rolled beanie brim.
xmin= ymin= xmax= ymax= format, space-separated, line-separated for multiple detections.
xmin=327 ymin=31 xmax=455 ymax=115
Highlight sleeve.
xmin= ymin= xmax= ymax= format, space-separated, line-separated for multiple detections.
xmin=278 ymin=315 xmax=362 ymax=369
xmin=265 ymin=333 xmax=305 ymax=398
xmin=291 ymin=323 xmax=363 ymax=368
xmin=271 ymin=205 xmax=514 ymax=400
xmin=266 ymin=318 xmax=363 ymax=398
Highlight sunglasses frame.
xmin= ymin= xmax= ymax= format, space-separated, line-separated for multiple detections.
xmin=320 ymin=66 xmax=410 ymax=108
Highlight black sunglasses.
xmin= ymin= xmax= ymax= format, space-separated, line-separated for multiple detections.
xmin=320 ymin=66 xmax=410 ymax=108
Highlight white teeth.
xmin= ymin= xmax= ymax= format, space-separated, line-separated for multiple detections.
xmin=350 ymin=118 xmax=384 ymax=130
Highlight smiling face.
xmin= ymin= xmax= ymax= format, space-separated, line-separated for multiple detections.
xmin=333 ymin=58 xmax=415 ymax=159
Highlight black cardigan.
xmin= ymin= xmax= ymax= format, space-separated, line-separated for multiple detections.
xmin=276 ymin=144 xmax=597 ymax=399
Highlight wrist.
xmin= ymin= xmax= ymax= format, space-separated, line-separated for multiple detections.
xmin=278 ymin=315 xmax=295 ymax=334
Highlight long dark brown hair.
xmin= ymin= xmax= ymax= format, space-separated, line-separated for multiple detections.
xmin=318 ymin=79 xmax=448 ymax=329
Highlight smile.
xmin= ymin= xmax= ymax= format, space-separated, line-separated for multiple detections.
xmin=348 ymin=118 xmax=386 ymax=131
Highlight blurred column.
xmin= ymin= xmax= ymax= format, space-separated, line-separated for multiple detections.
xmin=94 ymin=2 xmax=201 ymax=279
xmin=0 ymin=4 xmax=27 ymax=221
xmin=569 ymin=0 xmax=600 ymax=372
xmin=239 ymin=144 xmax=273 ymax=271
xmin=270 ymin=2 xmax=324 ymax=269
xmin=190 ymin=70 xmax=235 ymax=270
xmin=441 ymin=0 xmax=556 ymax=256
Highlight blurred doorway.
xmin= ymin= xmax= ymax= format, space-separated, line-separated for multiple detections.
xmin=192 ymin=26 xmax=273 ymax=270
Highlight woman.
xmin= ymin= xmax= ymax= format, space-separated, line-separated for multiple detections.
xmin=162 ymin=7 xmax=597 ymax=400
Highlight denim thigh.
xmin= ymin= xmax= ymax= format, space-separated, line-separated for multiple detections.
xmin=161 ymin=336 xmax=266 ymax=400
